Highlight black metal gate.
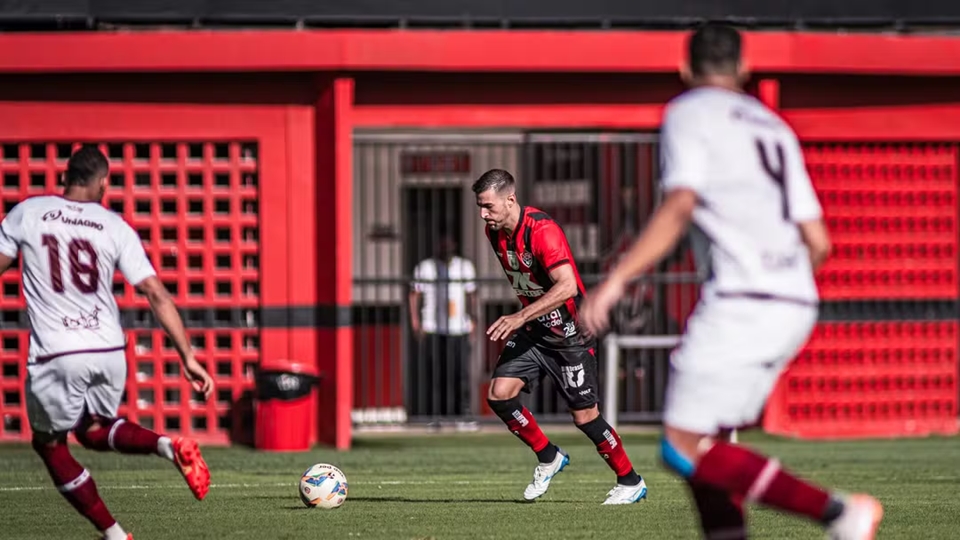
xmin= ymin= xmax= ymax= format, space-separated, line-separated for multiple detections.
xmin=351 ymin=130 xmax=701 ymax=427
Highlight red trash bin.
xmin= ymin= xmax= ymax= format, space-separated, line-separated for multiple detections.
xmin=254 ymin=361 xmax=320 ymax=452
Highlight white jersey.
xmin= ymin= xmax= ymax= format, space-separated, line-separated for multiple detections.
xmin=0 ymin=196 xmax=157 ymax=363
xmin=412 ymin=256 xmax=477 ymax=335
xmin=659 ymin=87 xmax=823 ymax=305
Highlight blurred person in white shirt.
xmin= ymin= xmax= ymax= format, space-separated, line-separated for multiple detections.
xmin=408 ymin=234 xmax=478 ymax=428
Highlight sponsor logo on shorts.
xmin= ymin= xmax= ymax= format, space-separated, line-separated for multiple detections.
xmin=561 ymin=363 xmax=585 ymax=388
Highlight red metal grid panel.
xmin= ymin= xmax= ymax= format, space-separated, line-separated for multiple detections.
xmin=764 ymin=322 xmax=959 ymax=439
xmin=806 ymin=143 xmax=958 ymax=300
xmin=0 ymin=141 xmax=260 ymax=444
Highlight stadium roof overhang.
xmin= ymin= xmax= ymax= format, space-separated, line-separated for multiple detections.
xmin=0 ymin=29 xmax=959 ymax=75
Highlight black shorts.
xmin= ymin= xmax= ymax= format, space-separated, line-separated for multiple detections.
xmin=492 ymin=331 xmax=599 ymax=410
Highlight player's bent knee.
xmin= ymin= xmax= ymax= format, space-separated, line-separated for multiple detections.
xmin=569 ymin=405 xmax=599 ymax=425
xmin=74 ymin=417 xmax=118 ymax=450
xmin=31 ymin=431 xmax=67 ymax=451
xmin=660 ymin=436 xmax=695 ymax=478
xmin=487 ymin=378 xmax=523 ymax=401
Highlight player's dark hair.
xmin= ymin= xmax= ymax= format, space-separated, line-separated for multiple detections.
xmin=688 ymin=23 xmax=742 ymax=77
xmin=64 ymin=145 xmax=109 ymax=187
xmin=472 ymin=169 xmax=516 ymax=195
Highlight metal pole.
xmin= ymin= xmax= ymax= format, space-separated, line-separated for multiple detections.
xmin=603 ymin=333 xmax=620 ymax=430
xmin=603 ymin=334 xmax=682 ymax=431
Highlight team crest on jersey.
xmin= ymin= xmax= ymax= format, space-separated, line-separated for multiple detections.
xmin=506 ymin=251 xmax=520 ymax=270
xmin=521 ymin=251 xmax=534 ymax=268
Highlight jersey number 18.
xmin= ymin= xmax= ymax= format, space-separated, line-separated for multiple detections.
xmin=41 ymin=235 xmax=100 ymax=294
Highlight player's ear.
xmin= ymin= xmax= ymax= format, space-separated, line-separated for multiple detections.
xmin=679 ymin=62 xmax=694 ymax=85
xmin=737 ymin=60 xmax=752 ymax=85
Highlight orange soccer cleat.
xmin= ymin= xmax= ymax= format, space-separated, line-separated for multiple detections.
xmin=172 ymin=437 xmax=211 ymax=501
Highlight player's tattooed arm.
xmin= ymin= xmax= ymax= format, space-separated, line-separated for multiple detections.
xmin=517 ymin=264 xmax=578 ymax=323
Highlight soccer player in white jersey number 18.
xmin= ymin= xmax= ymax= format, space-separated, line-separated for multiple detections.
xmin=0 ymin=146 xmax=215 ymax=540
xmin=580 ymin=23 xmax=883 ymax=540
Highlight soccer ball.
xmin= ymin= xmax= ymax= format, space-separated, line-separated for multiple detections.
xmin=299 ymin=463 xmax=348 ymax=509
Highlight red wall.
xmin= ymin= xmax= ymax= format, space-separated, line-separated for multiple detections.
xmin=2 ymin=29 xmax=960 ymax=446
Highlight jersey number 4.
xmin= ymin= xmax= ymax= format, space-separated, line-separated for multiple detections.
xmin=41 ymin=235 xmax=100 ymax=294
xmin=755 ymin=138 xmax=789 ymax=221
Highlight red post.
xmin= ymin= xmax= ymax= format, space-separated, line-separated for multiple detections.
xmin=758 ymin=78 xmax=781 ymax=110
xmin=316 ymin=77 xmax=355 ymax=450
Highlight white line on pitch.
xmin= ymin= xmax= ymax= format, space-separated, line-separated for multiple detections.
xmin=0 ymin=479 xmax=616 ymax=493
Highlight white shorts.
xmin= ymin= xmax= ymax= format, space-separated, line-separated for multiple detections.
xmin=26 ymin=350 xmax=127 ymax=434
xmin=663 ymin=294 xmax=817 ymax=435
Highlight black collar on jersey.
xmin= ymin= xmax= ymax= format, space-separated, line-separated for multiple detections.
xmin=508 ymin=205 xmax=526 ymax=248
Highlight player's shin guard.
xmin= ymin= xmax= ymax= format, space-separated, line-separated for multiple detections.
xmin=76 ymin=418 xmax=163 ymax=457
xmin=692 ymin=440 xmax=844 ymax=526
xmin=577 ymin=416 xmax=641 ymax=485
xmin=487 ymin=397 xmax=557 ymax=464
xmin=31 ymin=438 xmax=117 ymax=532
xmin=688 ymin=480 xmax=747 ymax=540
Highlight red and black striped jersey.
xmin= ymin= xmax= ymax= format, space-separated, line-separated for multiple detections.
xmin=486 ymin=206 xmax=592 ymax=348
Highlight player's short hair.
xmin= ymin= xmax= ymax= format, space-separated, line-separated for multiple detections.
xmin=472 ymin=169 xmax=516 ymax=195
xmin=688 ymin=22 xmax=742 ymax=77
xmin=64 ymin=145 xmax=109 ymax=187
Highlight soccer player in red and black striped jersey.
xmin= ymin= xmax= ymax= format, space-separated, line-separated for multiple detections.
xmin=473 ymin=168 xmax=648 ymax=505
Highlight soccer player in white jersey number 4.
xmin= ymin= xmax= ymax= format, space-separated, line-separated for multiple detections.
xmin=581 ymin=24 xmax=883 ymax=540
xmin=0 ymin=146 xmax=215 ymax=540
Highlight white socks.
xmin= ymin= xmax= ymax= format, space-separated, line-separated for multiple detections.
xmin=157 ymin=436 xmax=175 ymax=462
xmin=103 ymin=522 xmax=127 ymax=540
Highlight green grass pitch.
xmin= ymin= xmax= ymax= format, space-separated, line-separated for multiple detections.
xmin=1 ymin=430 xmax=957 ymax=539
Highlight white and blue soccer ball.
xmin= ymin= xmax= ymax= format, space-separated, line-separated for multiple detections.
xmin=299 ymin=463 xmax=349 ymax=509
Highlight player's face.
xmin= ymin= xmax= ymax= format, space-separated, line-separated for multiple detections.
xmin=476 ymin=189 xmax=514 ymax=231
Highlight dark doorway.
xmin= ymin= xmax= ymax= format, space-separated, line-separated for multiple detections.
xmin=402 ymin=186 xmax=466 ymax=422
xmin=402 ymin=187 xmax=464 ymax=274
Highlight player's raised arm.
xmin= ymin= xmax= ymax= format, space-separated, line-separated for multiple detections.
xmin=581 ymin=102 xmax=702 ymax=336
xmin=609 ymin=189 xmax=697 ymax=288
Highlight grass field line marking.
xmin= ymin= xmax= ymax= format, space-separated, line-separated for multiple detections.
xmin=0 ymin=479 xmax=615 ymax=492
